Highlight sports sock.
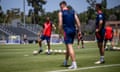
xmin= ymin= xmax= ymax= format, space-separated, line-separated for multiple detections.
xmin=48 ymin=49 xmax=50 ymax=53
xmin=63 ymin=60 xmax=67 ymax=66
xmin=72 ymin=61 xmax=77 ymax=66
xmin=100 ymin=56 xmax=104 ymax=62
xmin=39 ymin=47 xmax=42 ymax=50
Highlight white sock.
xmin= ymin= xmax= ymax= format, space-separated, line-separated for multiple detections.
xmin=48 ymin=49 xmax=50 ymax=53
xmin=72 ymin=61 xmax=77 ymax=66
xmin=39 ymin=47 xmax=42 ymax=50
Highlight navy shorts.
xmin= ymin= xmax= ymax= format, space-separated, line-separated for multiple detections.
xmin=40 ymin=35 xmax=50 ymax=43
xmin=105 ymin=38 xmax=113 ymax=42
xmin=95 ymin=29 xmax=105 ymax=42
xmin=64 ymin=32 xmax=75 ymax=44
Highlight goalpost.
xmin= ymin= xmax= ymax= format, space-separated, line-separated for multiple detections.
xmin=7 ymin=35 xmax=21 ymax=44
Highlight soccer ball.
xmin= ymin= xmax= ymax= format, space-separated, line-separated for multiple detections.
xmin=45 ymin=49 xmax=48 ymax=53
xmin=63 ymin=50 xmax=66 ymax=53
xmin=58 ymin=50 xmax=62 ymax=53
xmin=50 ymin=49 xmax=53 ymax=53
xmin=54 ymin=50 xmax=58 ymax=53
xmin=33 ymin=50 xmax=38 ymax=55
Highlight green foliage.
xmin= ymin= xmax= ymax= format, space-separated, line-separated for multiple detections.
xmin=86 ymin=0 xmax=96 ymax=21
xmin=78 ymin=12 xmax=88 ymax=23
xmin=27 ymin=0 xmax=47 ymax=24
xmin=0 ymin=5 xmax=5 ymax=23
xmin=0 ymin=11 xmax=5 ymax=23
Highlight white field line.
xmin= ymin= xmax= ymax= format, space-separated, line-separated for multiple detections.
xmin=49 ymin=64 xmax=120 ymax=72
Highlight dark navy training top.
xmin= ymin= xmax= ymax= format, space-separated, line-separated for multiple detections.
xmin=96 ymin=11 xmax=105 ymax=30
xmin=62 ymin=10 xmax=76 ymax=33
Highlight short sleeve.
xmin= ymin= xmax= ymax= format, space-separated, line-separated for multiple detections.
xmin=98 ymin=14 xmax=103 ymax=20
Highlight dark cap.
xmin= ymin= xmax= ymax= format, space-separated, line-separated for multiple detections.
xmin=96 ymin=3 xmax=102 ymax=9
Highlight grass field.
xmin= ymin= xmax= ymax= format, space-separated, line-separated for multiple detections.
xmin=0 ymin=42 xmax=120 ymax=72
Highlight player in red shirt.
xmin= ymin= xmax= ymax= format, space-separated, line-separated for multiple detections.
xmin=38 ymin=17 xmax=53 ymax=55
xmin=104 ymin=24 xmax=114 ymax=50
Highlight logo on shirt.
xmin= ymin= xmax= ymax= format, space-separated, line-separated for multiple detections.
xmin=99 ymin=15 xmax=102 ymax=18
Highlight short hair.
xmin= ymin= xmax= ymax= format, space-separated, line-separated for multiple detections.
xmin=96 ymin=3 xmax=102 ymax=9
xmin=59 ymin=1 xmax=67 ymax=6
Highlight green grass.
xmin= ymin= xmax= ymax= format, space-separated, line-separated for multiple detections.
xmin=0 ymin=42 xmax=120 ymax=72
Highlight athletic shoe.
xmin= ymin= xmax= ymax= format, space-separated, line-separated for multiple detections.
xmin=94 ymin=60 xmax=105 ymax=64
xmin=38 ymin=49 xmax=43 ymax=54
xmin=68 ymin=65 xmax=77 ymax=69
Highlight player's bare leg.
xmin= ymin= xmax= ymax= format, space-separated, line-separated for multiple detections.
xmin=38 ymin=39 xmax=43 ymax=53
xmin=68 ymin=44 xmax=77 ymax=69
xmin=77 ymin=39 xmax=80 ymax=49
xmin=81 ymin=40 xmax=84 ymax=48
xmin=63 ymin=45 xmax=69 ymax=66
xmin=95 ymin=42 xmax=105 ymax=64
xmin=104 ymin=40 xmax=108 ymax=50
xmin=110 ymin=40 xmax=115 ymax=50
xmin=47 ymin=41 xmax=51 ymax=55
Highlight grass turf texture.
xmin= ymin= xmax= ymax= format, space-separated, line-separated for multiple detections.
xmin=0 ymin=42 xmax=120 ymax=72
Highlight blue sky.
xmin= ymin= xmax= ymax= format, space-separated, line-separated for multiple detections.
xmin=1 ymin=0 xmax=120 ymax=14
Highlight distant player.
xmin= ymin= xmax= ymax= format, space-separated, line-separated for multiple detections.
xmin=23 ymin=34 xmax=28 ymax=44
xmin=58 ymin=1 xmax=81 ymax=69
xmin=104 ymin=24 xmax=114 ymax=50
xmin=77 ymin=31 xmax=84 ymax=49
xmin=38 ymin=17 xmax=53 ymax=55
xmin=95 ymin=4 xmax=106 ymax=64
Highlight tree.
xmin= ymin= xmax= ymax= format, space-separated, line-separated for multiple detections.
xmin=0 ymin=5 xmax=5 ymax=23
xmin=86 ymin=0 xmax=96 ymax=9
xmin=86 ymin=0 xmax=108 ymax=20
xmin=21 ymin=12 xmax=24 ymax=23
xmin=27 ymin=0 xmax=46 ymax=24
xmin=86 ymin=0 xmax=96 ymax=20
xmin=5 ymin=10 xmax=12 ymax=24
xmin=101 ymin=0 xmax=107 ymax=20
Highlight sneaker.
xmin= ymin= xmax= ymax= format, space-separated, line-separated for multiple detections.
xmin=68 ymin=65 xmax=77 ymax=69
xmin=38 ymin=49 xmax=43 ymax=54
xmin=94 ymin=60 xmax=105 ymax=64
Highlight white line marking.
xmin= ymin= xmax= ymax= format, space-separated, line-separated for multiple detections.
xmin=49 ymin=64 xmax=120 ymax=72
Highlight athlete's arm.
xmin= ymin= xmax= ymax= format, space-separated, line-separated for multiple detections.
xmin=58 ymin=11 xmax=64 ymax=35
xmin=96 ymin=14 xmax=104 ymax=32
xmin=75 ymin=13 xmax=81 ymax=37
xmin=96 ymin=20 xmax=103 ymax=32
xmin=75 ymin=13 xmax=81 ymax=32
xmin=52 ymin=24 xmax=56 ymax=30
xmin=112 ymin=28 xmax=114 ymax=38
